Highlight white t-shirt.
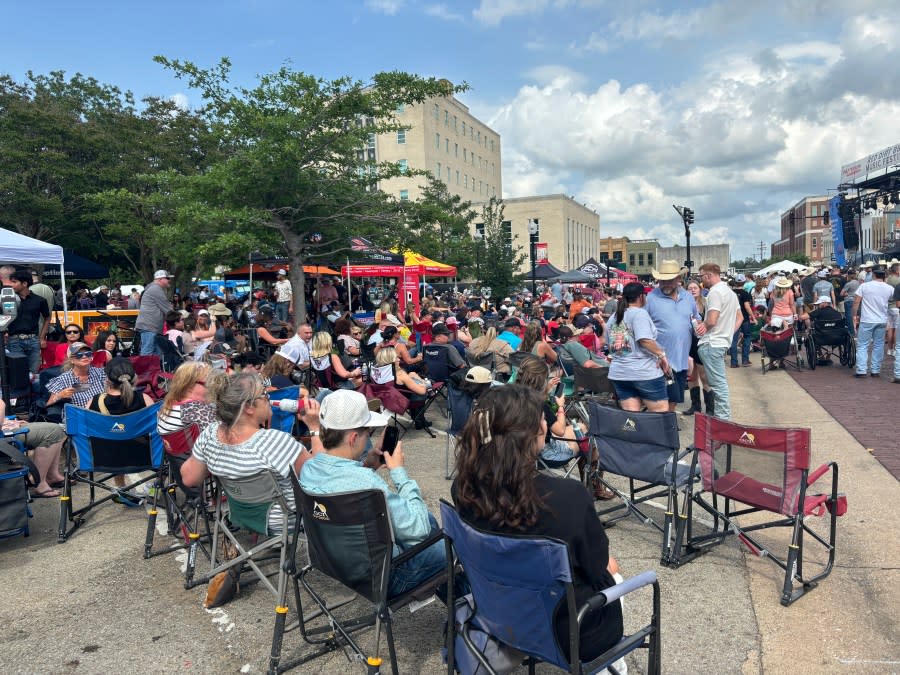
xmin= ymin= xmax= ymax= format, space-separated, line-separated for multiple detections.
xmin=699 ymin=281 xmax=739 ymax=349
xmin=274 ymin=279 xmax=292 ymax=303
xmin=856 ymin=280 xmax=894 ymax=324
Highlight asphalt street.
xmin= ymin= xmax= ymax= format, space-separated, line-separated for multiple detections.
xmin=1 ymin=363 xmax=898 ymax=674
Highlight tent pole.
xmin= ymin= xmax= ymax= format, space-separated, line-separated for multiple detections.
xmin=346 ymin=258 xmax=352 ymax=314
xmin=60 ymin=263 xmax=69 ymax=324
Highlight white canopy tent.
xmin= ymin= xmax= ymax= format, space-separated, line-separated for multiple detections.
xmin=0 ymin=227 xmax=69 ymax=320
xmin=752 ymin=260 xmax=813 ymax=278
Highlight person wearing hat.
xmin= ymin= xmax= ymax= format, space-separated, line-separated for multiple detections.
xmin=799 ymin=295 xmax=845 ymax=365
xmin=46 ymin=342 xmax=108 ymax=411
xmin=852 ymin=266 xmax=894 ymax=377
xmin=300 ymin=389 xmax=447 ymax=598
xmin=497 ymin=317 xmax=524 ymax=350
xmin=182 ymin=372 xmax=323 ymax=532
xmin=646 ymin=261 xmax=704 ymax=412
xmin=431 ymin=322 xmax=467 ymax=370
xmin=812 ymin=270 xmax=836 ymax=309
xmin=769 ymin=276 xmax=797 ymax=328
xmin=274 ymin=269 xmax=293 ymax=324
xmin=135 ymin=270 xmax=174 ymax=357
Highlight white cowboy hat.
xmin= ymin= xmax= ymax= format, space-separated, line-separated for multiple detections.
xmin=651 ymin=260 xmax=685 ymax=281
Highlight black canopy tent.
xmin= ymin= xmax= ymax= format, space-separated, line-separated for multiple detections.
xmin=528 ymin=261 xmax=566 ymax=281
xmin=41 ymin=249 xmax=109 ymax=279
xmin=556 ymin=269 xmax=592 ymax=284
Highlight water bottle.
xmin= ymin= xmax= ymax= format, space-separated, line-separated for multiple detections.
xmin=271 ymin=399 xmax=303 ymax=414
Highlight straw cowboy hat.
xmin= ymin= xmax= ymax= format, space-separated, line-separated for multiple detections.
xmin=651 ymin=260 xmax=685 ymax=281
xmin=775 ymin=277 xmax=793 ymax=289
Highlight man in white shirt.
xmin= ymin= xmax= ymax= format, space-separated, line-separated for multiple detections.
xmin=274 ymin=269 xmax=293 ymax=323
xmin=696 ymin=263 xmax=740 ymax=420
xmin=278 ymin=323 xmax=313 ymax=369
xmin=852 ymin=267 xmax=894 ymax=377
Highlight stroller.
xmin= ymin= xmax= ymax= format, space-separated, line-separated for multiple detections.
xmin=760 ymin=319 xmax=807 ymax=373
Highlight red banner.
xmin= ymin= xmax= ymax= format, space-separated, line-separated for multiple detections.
xmin=536 ymin=242 xmax=548 ymax=264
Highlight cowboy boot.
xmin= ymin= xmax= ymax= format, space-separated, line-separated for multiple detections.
xmin=703 ymin=389 xmax=716 ymax=416
xmin=683 ymin=386 xmax=702 ymax=416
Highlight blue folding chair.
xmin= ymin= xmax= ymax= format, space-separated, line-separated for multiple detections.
xmin=440 ymin=501 xmax=661 ymax=675
xmin=269 ymin=386 xmax=301 ymax=436
xmin=0 ymin=436 xmax=39 ymax=539
xmin=58 ymin=403 xmax=164 ymax=543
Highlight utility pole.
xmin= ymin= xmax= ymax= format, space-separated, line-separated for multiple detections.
xmin=756 ymin=241 xmax=766 ymax=262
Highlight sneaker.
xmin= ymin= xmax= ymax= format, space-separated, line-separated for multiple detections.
xmin=741 ymin=361 xmax=752 ymax=367
xmin=112 ymin=491 xmax=143 ymax=508
xmin=854 ymin=373 xmax=867 ymax=378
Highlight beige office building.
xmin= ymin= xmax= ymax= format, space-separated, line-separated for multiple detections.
xmin=473 ymin=195 xmax=600 ymax=274
xmin=376 ymin=95 xmax=502 ymax=205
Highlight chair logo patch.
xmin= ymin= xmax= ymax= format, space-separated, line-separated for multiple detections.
xmin=312 ymin=501 xmax=329 ymax=521
xmin=739 ymin=432 xmax=756 ymax=445
xmin=622 ymin=418 xmax=637 ymax=432
xmin=109 ymin=422 xmax=126 ymax=432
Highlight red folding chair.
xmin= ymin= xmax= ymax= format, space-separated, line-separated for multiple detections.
xmin=129 ymin=355 xmax=172 ymax=400
xmin=673 ymin=414 xmax=845 ymax=606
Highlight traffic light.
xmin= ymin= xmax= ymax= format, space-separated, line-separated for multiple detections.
xmin=823 ymin=209 xmax=829 ymax=225
xmin=683 ymin=208 xmax=694 ymax=225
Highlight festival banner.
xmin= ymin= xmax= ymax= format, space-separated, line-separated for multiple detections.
xmin=829 ymin=195 xmax=846 ymax=267
xmin=535 ymin=242 xmax=548 ymax=264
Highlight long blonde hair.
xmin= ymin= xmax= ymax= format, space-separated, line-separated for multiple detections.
xmin=310 ymin=331 xmax=334 ymax=359
xmin=160 ymin=362 xmax=212 ymax=419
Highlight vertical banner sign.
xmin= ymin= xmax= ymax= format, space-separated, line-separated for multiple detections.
xmin=402 ymin=267 xmax=420 ymax=317
xmin=829 ymin=196 xmax=846 ymax=267
xmin=535 ymin=242 xmax=548 ymax=264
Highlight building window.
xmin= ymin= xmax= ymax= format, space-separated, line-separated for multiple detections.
xmin=629 ymin=254 xmax=636 ymax=267
xmin=445 ymin=138 xmax=449 ymax=152
xmin=455 ymin=170 xmax=460 ymax=185
xmin=453 ymin=115 xmax=457 ymax=131
xmin=638 ymin=254 xmax=645 ymax=267
xmin=444 ymin=110 xmax=449 ymax=125
xmin=463 ymin=148 xmax=468 ymax=161
xmin=454 ymin=143 xmax=458 ymax=157
xmin=396 ymin=103 xmax=405 ymax=113
xmin=435 ymin=132 xmax=440 ymax=149
xmin=398 ymin=159 xmax=408 ymax=174
xmin=463 ymin=174 xmax=467 ymax=188
xmin=446 ymin=166 xmax=450 ymax=182
xmin=436 ymin=161 xmax=441 ymax=177
xmin=502 ymin=221 xmax=512 ymax=249
xmin=475 ymin=222 xmax=484 ymax=238
xmin=367 ymin=148 xmax=375 ymax=161
xmin=367 ymin=133 xmax=375 ymax=149
xmin=812 ymin=237 xmax=817 ymax=249
xmin=397 ymin=129 xmax=406 ymax=144
xmin=613 ymin=251 xmax=623 ymax=262
xmin=462 ymin=122 xmax=466 ymax=136
xmin=433 ymin=103 xmax=439 ymax=119
xmin=647 ymin=253 xmax=654 ymax=266
xmin=399 ymin=189 xmax=409 ymax=201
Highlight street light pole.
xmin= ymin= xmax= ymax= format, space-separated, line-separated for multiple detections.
xmin=528 ymin=218 xmax=539 ymax=298
xmin=473 ymin=230 xmax=482 ymax=287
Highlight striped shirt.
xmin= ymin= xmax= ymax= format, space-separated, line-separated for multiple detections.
xmin=192 ymin=423 xmax=303 ymax=532
xmin=157 ymin=401 xmax=219 ymax=435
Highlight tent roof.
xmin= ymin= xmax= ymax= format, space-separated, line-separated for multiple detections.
xmin=753 ymin=260 xmax=812 ymax=277
xmin=224 ymin=263 xmax=339 ymax=280
xmin=42 ymin=249 xmax=109 ymax=279
xmin=528 ymin=261 xmax=566 ymax=280
xmin=556 ymin=269 xmax=592 ymax=283
xmin=0 ymin=227 xmax=64 ymax=265
xmin=393 ymin=250 xmax=457 ymax=277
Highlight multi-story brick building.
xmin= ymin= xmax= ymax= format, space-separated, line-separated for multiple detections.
xmin=771 ymin=196 xmax=829 ymax=263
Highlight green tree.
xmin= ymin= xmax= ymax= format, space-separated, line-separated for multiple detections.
xmin=404 ymin=177 xmax=477 ymax=278
xmin=154 ymin=56 xmax=467 ymax=323
xmin=477 ymin=197 xmax=527 ymax=299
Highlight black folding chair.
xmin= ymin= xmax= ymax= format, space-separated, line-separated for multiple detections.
xmin=272 ymin=486 xmax=446 ymax=674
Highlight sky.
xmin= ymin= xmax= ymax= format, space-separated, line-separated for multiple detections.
xmin=4 ymin=0 xmax=900 ymax=261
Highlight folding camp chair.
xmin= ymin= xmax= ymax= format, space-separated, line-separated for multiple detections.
xmin=269 ymin=386 xmax=301 ymax=436
xmin=0 ymin=438 xmax=39 ymax=540
xmin=185 ymin=470 xmax=295 ymax=601
xmin=129 ymin=355 xmax=172 ymax=400
xmin=422 ymin=343 xmax=455 ymax=421
xmin=440 ymin=501 xmax=661 ymax=675
xmin=310 ymin=354 xmax=337 ymax=390
xmin=674 ymin=414 xmax=844 ymax=606
xmin=32 ymin=366 xmax=63 ymax=423
xmin=154 ymin=334 xmax=184 ymax=372
xmin=359 ymin=364 xmax=412 ymax=438
xmin=572 ymin=362 xmax=615 ymax=403
xmin=587 ymin=403 xmax=695 ymax=565
xmin=272 ymin=486 xmax=446 ymax=674
xmin=58 ymin=403 xmax=164 ymax=543
xmin=444 ymin=379 xmax=480 ymax=480
xmin=143 ymin=425 xmax=216 ymax=586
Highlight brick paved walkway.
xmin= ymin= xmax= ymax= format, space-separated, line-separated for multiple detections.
xmin=787 ymin=349 xmax=899 ymax=480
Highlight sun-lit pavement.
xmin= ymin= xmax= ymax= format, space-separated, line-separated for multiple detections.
xmin=1 ymin=364 xmax=898 ymax=674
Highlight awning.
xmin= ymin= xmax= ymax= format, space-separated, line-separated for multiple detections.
xmin=390 ymin=249 xmax=457 ymax=276
xmin=41 ymin=249 xmax=109 ymax=279
xmin=223 ymin=263 xmax=339 ymax=279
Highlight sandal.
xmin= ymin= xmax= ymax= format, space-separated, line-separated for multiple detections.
xmin=30 ymin=488 xmax=61 ymax=499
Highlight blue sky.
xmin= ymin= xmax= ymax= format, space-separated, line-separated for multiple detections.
xmin=4 ymin=0 xmax=900 ymax=260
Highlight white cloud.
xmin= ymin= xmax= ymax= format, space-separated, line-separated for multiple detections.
xmin=473 ymin=0 xmax=550 ymax=26
xmin=169 ymin=92 xmax=189 ymax=110
xmin=365 ymin=0 xmax=404 ymax=15
xmin=424 ymin=3 xmax=463 ymax=21
xmin=524 ymin=65 xmax=588 ymax=89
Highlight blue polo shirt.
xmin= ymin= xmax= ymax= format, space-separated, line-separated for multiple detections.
xmin=497 ymin=330 xmax=522 ymax=350
xmin=645 ymin=287 xmax=699 ymax=372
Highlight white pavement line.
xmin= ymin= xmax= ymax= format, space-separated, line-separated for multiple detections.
xmin=836 ymin=658 xmax=900 ymax=665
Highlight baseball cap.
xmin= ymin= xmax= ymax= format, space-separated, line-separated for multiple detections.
xmin=68 ymin=342 xmax=91 ymax=357
xmin=277 ymin=268 xmax=287 ymax=275
xmin=154 ymin=270 xmax=173 ymax=280
xmin=465 ymin=366 xmax=492 ymax=384
xmin=504 ymin=318 xmax=521 ymax=329
xmin=445 ymin=316 xmax=459 ymax=327
xmin=319 ymin=390 xmax=389 ymax=430
xmin=432 ymin=323 xmax=451 ymax=336
xmin=197 ymin=309 xmax=211 ymax=316
xmin=814 ymin=296 xmax=832 ymax=305
xmin=817 ymin=270 xmax=827 ymax=278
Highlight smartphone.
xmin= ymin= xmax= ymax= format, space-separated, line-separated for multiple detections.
xmin=381 ymin=425 xmax=399 ymax=456
xmin=553 ymin=380 xmax=565 ymax=399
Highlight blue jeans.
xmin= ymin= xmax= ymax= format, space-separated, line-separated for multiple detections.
xmin=388 ymin=513 xmax=446 ymax=599
xmin=7 ymin=336 xmax=40 ymax=374
xmin=139 ymin=330 xmax=161 ymax=356
xmin=843 ymin=299 xmax=856 ymax=336
xmin=698 ymin=343 xmax=730 ymax=420
xmin=275 ymin=301 xmax=290 ymax=323
xmin=730 ymin=320 xmax=752 ymax=366
xmin=856 ymin=322 xmax=886 ymax=375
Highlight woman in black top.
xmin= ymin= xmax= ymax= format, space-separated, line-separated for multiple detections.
xmin=452 ymin=385 xmax=623 ymax=661
xmin=88 ymin=357 xmax=155 ymax=504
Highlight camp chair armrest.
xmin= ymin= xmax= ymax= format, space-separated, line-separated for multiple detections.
xmin=580 ymin=570 xmax=657 ymax=616
xmin=676 ymin=447 xmax=693 ymax=462
xmin=392 ymin=531 xmax=444 ymax=567
xmin=2 ymin=428 xmax=29 ymax=439
xmin=807 ymin=461 xmax=836 ymax=487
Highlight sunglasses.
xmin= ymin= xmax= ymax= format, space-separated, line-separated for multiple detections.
xmin=74 ymin=351 xmax=93 ymax=359
xmin=65 ymin=330 xmax=82 ymax=335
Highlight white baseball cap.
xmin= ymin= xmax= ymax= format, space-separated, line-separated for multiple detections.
xmin=277 ymin=269 xmax=287 ymax=276
xmin=814 ymin=295 xmax=832 ymax=305
xmin=319 ymin=390 xmax=389 ymax=430
xmin=154 ymin=269 xmax=174 ymax=279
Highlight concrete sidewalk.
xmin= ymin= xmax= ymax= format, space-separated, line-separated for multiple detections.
xmin=0 ymin=365 xmax=897 ymax=673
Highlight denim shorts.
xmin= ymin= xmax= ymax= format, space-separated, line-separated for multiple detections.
xmin=665 ymin=369 xmax=688 ymax=403
xmin=611 ymin=375 xmax=668 ymax=402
